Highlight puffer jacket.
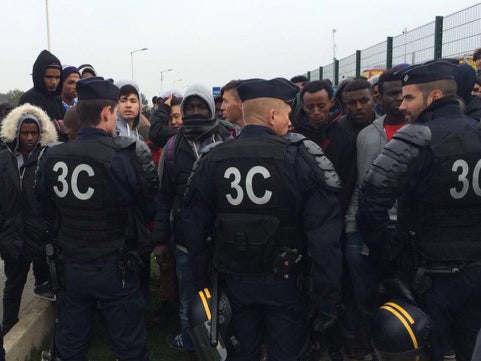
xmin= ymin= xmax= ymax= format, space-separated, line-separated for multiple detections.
xmin=0 ymin=103 xmax=58 ymax=260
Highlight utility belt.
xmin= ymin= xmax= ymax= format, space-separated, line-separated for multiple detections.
xmin=272 ymin=246 xmax=303 ymax=279
xmin=46 ymin=243 xmax=64 ymax=292
xmin=46 ymin=244 xmax=144 ymax=290
xmin=412 ymin=261 xmax=481 ymax=296
xmin=118 ymin=248 xmax=144 ymax=288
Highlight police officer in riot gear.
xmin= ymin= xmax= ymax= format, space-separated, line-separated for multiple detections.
xmin=184 ymin=78 xmax=343 ymax=360
xmin=359 ymin=60 xmax=481 ymax=361
xmin=37 ymin=77 xmax=158 ymax=361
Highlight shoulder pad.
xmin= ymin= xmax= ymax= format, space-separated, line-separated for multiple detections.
xmin=135 ymin=140 xmax=154 ymax=163
xmin=393 ymin=124 xmax=431 ymax=147
xmin=112 ymin=136 xmax=136 ymax=149
xmin=364 ymin=135 xmax=421 ymax=192
xmin=299 ymin=139 xmax=342 ymax=192
xmin=283 ymin=132 xmax=306 ymax=145
xmin=133 ymin=140 xmax=159 ymax=194
xmin=301 ymin=138 xmax=324 ymax=156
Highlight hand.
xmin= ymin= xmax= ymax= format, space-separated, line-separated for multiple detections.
xmin=153 ymin=244 xmax=172 ymax=270
xmin=54 ymin=119 xmax=67 ymax=135
xmin=164 ymin=94 xmax=173 ymax=107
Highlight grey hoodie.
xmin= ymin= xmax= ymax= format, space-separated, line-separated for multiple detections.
xmin=345 ymin=115 xmax=396 ymax=233
xmin=115 ymin=80 xmax=142 ymax=140
xmin=180 ymin=84 xmax=215 ymax=119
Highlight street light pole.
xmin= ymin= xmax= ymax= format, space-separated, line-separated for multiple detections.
xmin=402 ymin=28 xmax=408 ymax=63
xmin=45 ymin=0 xmax=51 ymax=51
xmin=160 ymin=69 xmax=173 ymax=92
xmin=130 ymin=48 xmax=148 ymax=81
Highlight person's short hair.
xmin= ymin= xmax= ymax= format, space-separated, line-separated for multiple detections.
xmin=64 ymin=105 xmax=81 ymax=134
xmin=77 ymin=99 xmax=118 ymax=127
xmin=290 ymin=75 xmax=309 ymax=84
xmin=378 ymin=68 xmax=401 ymax=95
xmin=473 ymin=48 xmax=481 ymax=61
xmin=119 ymin=84 xmax=139 ymax=99
xmin=171 ymin=96 xmax=183 ymax=106
xmin=152 ymin=96 xmax=158 ymax=104
xmin=417 ymin=79 xmax=457 ymax=98
xmin=221 ymin=80 xmax=241 ymax=101
xmin=300 ymin=80 xmax=334 ymax=100
xmin=344 ymin=78 xmax=372 ymax=95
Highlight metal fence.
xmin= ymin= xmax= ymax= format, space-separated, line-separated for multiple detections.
xmin=306 ymin=3 xmax=481 ymax=84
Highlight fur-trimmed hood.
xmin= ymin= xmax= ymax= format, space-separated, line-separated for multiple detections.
xmin=1 ymin=103 xmax=58 ymax=146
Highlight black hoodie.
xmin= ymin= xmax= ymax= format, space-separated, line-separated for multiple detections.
xmin=18 ymin=50 xmax=65 ymax=122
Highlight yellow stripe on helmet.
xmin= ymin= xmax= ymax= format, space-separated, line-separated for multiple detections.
xmin=199 ymin=290 xmax=212 ymax=321
xmin=385 ymin=302 xmax=415 ymax=324
xmin=380 ymin=305 xmax=419 ymax=350
xmin=204 ymin=288 xmax=211 ymax=298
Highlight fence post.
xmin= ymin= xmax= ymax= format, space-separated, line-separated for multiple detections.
xmin=356 ymin=50 xmax=361 ymax=77
xmin=434 ymin=16 xmax=443 ymax=59
xmin=307 ymin=71 xmax=311 ymax=81
xmin=319 ymin=66 xmax=323 ymax=80
xmin=334 ymin=59 xmax=339 ymax=86
xmin=386 ymin=37 xmax=393 ymax=69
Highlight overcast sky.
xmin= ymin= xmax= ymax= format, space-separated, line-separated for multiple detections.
xmin=1 ymin=0 xmax=479 ymax=103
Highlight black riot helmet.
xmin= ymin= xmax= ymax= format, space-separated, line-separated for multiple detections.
xmin=188 ymin=288 xmax=233 ymax=361
xmin=372 ymin=299 xmax=433 ymax=361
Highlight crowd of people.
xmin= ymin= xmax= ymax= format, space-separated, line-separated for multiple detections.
xmin=0 ymin=48 xmax=480 ymax=361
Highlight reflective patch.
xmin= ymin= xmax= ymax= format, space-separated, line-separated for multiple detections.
xmin=199 ymin=290 xmax=212 ymax=321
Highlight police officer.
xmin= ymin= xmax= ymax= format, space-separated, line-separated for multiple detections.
xmin=358 ymin=60 xmax=481 ymax=361
xmin=184 ymin=78 xmax=343 ymax=360
xmin=37 ymin=77 xmax=158 ymax=361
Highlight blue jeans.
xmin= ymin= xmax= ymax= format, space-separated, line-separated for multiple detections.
xmin=175 ymin=248 xmax=195 ymax=351
xmin=345 ymin=231 xmax=381 ymax=316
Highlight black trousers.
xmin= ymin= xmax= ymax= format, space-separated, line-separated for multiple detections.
xmin=421 ymin=265 xmax=481 ymax=361
xmin=2 ymin=255 xmax=49 ymax=333
xmin=224 ymin=273 xmax=308 ymax=361
xmin=55 ymin=256 xmax=147 ymax=361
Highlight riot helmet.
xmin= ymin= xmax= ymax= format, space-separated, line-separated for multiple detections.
xmin=188 ymin=288 xmax=232 ymax=361
xmin=372 ymin=299 xmax=433 ymax=361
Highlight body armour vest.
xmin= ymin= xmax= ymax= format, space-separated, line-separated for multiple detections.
xmin=44 ymin=137 xmax=132 ymax=260
xmin=415 ymin=125 xmax=481 ymax=263
xmin=210 ymin=135 xmax=303 ymax=274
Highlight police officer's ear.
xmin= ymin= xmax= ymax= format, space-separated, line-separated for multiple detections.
xmin=427 ymin=89 xmax=443 ymax=104
xmin=267 ymin=107 xmax=276 ymax=128
xmin=99 ymin=104 xmax=117 ymax=122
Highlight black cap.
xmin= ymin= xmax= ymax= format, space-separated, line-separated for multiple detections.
xmin=236 ymin=78 xmax=298 ymax=104
xmin=399 ymin=60 xmax=458 ymax=86
xmin=77 ymin=76 xmax=119 ymax=101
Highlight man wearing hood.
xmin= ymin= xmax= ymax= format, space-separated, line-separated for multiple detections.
xmin=116 ymin=82 xmax=144 ymax=139
xmin=152 ymin=84 xmax=238 ymax=352
xmin=18 ymin=50 xmax=65 ymax=130
xmin=0 ymin=103 xmax=58 ymax=334
xmin=455 ymin=63 xmax=481 ymax=122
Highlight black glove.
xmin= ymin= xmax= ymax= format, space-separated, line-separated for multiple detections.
xmin=381 ymin=278 xmax=417 ymax=305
